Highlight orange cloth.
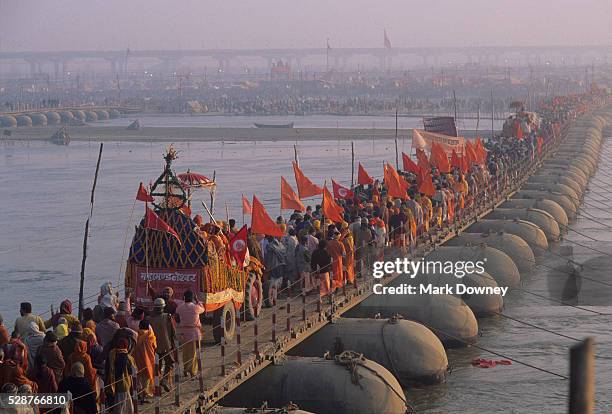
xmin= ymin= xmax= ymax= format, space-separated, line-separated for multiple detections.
xmin=322 ymin=186 xmax=344 ymax=223
xmin=251 ymin=195 xmax=284 ymax=237
xmin=292 ymin=161 xmax=323 ymax=198
xmin=341 ymin=231 xmax=355 ymax=283
xmin=318 ymin=272 xmax=331 ymax=296
xmin=281 ymin=176 xmax=305 ymax=211
xmin=134 ymin=328 xmax=157 ymax=396
xmin=64 ymin=340 xmax=97 ymax=389
xmin=326 ymin=239 xmax=346 ymax=288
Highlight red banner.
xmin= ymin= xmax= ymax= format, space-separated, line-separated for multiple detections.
xmin=132 ymin=266 xmax=201 ymax=306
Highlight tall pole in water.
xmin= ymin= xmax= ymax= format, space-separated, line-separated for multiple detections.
xmin=351 ymin=141 xmax=355 ymax=188
xmin=569 ymin=337 xmax=595 ymax=414
xmin=453 ymin=90 xmax=458 ymax=136
xmin=490 ymin=89 xmax=494 ymax=140
xmin=394 ymin=107 xmax=399 ymax=170
xmin=326 ymin=38 xmax=330 ymax=72
xmin=78 ymin=143 xmax=103 ymax=320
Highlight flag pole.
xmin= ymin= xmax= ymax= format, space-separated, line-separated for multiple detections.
xmin=453 ymin=90 xmax=459 ymax=137
xmin=490 ymin=89 xmax=494 ymax=141
xmin=394 ymin=107 xmax=399 ymax=170
xmin=210 ymin=170 xmax=216 ymax=220
xmin=78 ymin=142 xmax=103 ymax=320
xmin=294 ymin=144 xmax=299 ymax=165
xmin=241 ymin=194 xmax=245 ymax=227
xmin=351 ymin=141 xmax=355 ymax=188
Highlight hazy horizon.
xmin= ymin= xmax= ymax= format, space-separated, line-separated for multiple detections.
xmin=0 ymin=0 xmax=610 ymax=52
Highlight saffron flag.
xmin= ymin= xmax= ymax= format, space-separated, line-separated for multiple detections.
xmin=416 ymin=148 xmax=430 ymax=171
xmin=332 ymin=179 xmax=354 ymax=200
xmin=292 ymin=161 xmax=323 ymax=199
xmin=418 ymin=171 xmax=436 ymax=197
xmin=384 ymin=163 xmax=408 ymax=200
xmin=450 ymin=150 xmax=462 ymax=172
xmin=242 ymin=195 xmax=252 ymax=215
xmin=430 ymin=142 xmax=451 ymax=173
xmin=536 ymin=136 xmax=543 ymax=155
xmin=229 ymin=225 xmax=249 ymax=267
xmin=357 ymin=163 xmax=374 ymax=186
xmin=281 ymin=176 xmax=305 ymax=211
xmin=516 ymin=121 xmax=523 ymax=140
xmin=465 ymin=141 xmax=477 ymax=166
xmin=144 ymin=206 xmax=181 ymax=244
xmin=475 ymin=137 xmax=487 ymax=164
xmin=136 ymin=182 xmax=154 ymax=202
xmin=402 ymin=152 xmax=420 ymax=174
xmin=251 ymin=196 xmax=284 ymax=237
xmin=322 ymin=185 xmax=344 ymax=223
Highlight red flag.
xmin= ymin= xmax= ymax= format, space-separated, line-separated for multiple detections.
xmin=430 ymin=142 xmax=451 ymax=173
xmin=418 ymin=171 xmax=436 ymax=197
xmin=416 ymin=148 xmax=430 ymax=171
xmin=357 ymin=163 xmax=374 ymax=186
xmin=332 ymin=179 xmax=354 ymax=200
xmin=402 ymin=152 xmax=420 ymax=174
xmin=229 ymin=225 xmax=249 ymax=267
xmin=516 ymin=121 xmax=523 ymax=140
xmin=292 ymin=161 xmax=323 ymax=199
xmin=281 ymin=176 xmax=305 ymax=211
xmin=322 ymin=185 xmax=344 ymax=223
xmin=450 ymin=150 xmax=462 ymax=172
xmin=384 ymin=163 xmax=408 ymax=200
xmin=144 ymin=206 xmax=181 ymax=244
xmin=251 ymin=196 xmax=284 ymax=237
xmin=242 ymin=195 xmax=252 ymax=215
xmin=465 ymin=141 xmax=477 ymax=166
xmin=136 ymin=182 xmax=154 ymax=202
xmin=475 ymin=137 xmax=487 ymax=164
xmin=536 ymin=136 xmax=543 ymax=155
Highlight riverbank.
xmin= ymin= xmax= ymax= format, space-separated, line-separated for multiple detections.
xmin=3 ymin=126 xmax=497 ymax=143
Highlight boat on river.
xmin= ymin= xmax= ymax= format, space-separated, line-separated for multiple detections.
xmin=254 ymin=122 xmax=294 ymax=128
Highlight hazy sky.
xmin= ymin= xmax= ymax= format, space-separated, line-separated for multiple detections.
xmin=1 ymin=0 xmax=610 ymax=51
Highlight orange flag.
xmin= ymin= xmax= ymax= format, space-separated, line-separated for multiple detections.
xmin=536 ymin=136 xmax=543 ymax=155
xmin=416 ymin=148 xmax=430 ymax=171
xmin=450 ymin=149 xmax=462 ymax=172
xmin=516 ymin=121 xmax=523 ymax=140
xmin=322 ymin=185 xmax=344 ymax=223
xmin=280 ymin=177 xmax=305 ymax=211
xmin=402 ymin=152 xmax=420 ymax=174
xmin=251 ymin=196 xmax=284 ymax=237
xmin=292 ymin=161 xmax=323 ymax=199
xmin=475 ymin=137 xmax=487 ymax=164
xmin=465 ymin=141 xmax=477 ymax=166
xmin=418 ymin=171 xmax=436 ymax=197
xmin=430 ymin=142 xmax=451 ymax=173
xmin=242 ymin=195 xmax=252 ymax=214
xmin=357 ymin=163 xmax=374 ymax=186
xmin=384 ymin=163 xmax=408 ymax=200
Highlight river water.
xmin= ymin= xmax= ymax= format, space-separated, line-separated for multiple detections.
xmin=1 ymin=132 xmax=611 ymax=412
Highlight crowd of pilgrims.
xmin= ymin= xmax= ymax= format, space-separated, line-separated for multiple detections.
xmin=0 ymin=92 xmax=600 ymax=414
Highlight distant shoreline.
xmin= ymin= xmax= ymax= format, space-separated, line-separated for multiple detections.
xmin=2 ymin=126 xmax=497 ymax=143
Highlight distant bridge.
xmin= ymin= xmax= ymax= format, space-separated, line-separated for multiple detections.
xmin=1 ymin=45 xmax=610 ymax=75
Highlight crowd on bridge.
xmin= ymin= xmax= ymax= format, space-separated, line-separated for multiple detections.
xmin=0 ymin=89 xmax=605 ymax=414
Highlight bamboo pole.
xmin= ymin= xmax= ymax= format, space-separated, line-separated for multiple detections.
xmin=351 ymin=141 xmax=355 ymax=188
xmin=78 ymin=142 xmax=103 ymax=320
xmin=569 ymin=337 xmax=595 ymax=414
xmin=394 ymin=107 xmax=399 ymax=170
xmin=210 ymin=170 xmax=216 ymax=219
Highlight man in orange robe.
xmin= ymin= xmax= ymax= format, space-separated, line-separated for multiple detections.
xmin=134 ymin=320 xmax=157 ymax=401
xmin=340 ymin=222 xmax=355 ymax=284
xmin=326 ymin=228 xmax=346 ymax=290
